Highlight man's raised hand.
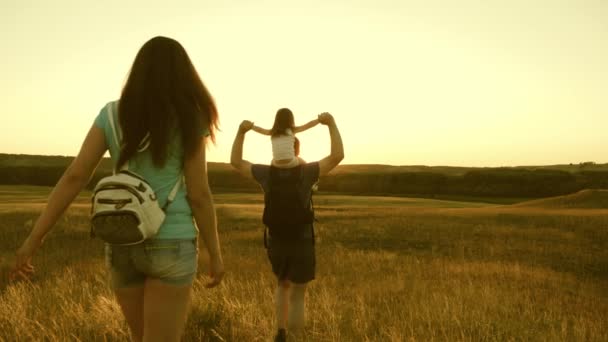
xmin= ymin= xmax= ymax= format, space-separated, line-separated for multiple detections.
xmin=239 ymin=120 xmax=254 ymax=133
xmin=318 ymin=112 xmax=334 ymax=125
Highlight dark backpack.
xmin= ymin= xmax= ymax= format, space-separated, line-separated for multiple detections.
xmin=263 ymin=165 xmax=314 ymax=240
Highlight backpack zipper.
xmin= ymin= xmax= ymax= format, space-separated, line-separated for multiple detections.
xmin=94 ymin=184 xmax=145 ymax=204
xmin=97 ymin=198 xmax=133 ymax=205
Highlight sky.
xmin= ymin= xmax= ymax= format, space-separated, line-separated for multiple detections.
xmin=0 ymin=0 xmax=606 ymax=167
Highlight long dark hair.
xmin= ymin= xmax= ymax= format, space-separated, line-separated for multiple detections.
xmin=270 ymin=108 xmax=295 ymax=137
xmin=117 ymin=36 xmax=218 ymax=169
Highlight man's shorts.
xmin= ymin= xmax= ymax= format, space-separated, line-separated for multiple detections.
xmin=266 ymin=237 xmax=315 ymax=284
xmin=105 ymin=239 xmax=198 ymax=288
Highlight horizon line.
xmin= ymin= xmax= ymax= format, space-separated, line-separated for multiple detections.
xmin=1 ymin=153 xmax=606 ymax=170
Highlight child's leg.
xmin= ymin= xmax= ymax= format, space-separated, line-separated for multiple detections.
xmin=272 ymin=157 xmax=301 ymax=168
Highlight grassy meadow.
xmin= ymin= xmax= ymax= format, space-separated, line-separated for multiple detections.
xmin=1 ymin=185 xmax=607 ymax=341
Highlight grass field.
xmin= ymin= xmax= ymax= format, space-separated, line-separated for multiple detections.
xmin=1 ymin=185 xmax=607 ymax=341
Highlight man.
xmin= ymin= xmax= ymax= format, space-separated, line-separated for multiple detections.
xmin=230 ymin=112 xmax=344 ymax=341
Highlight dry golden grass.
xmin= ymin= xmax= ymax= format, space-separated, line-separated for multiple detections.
xmin=0 ymin=186 xmax=607 ymax=341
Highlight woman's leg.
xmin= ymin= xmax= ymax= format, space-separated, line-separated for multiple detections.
xmin=107 ymin=244 xmax=146 ymax=342
xmin=142 ymin=278 xmax=193 ymax=342
xmin=114 ymin=286 xmax=145 ymax=342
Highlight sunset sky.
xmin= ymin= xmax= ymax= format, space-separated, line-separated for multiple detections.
xmin=1 ymin=0 xmax=606 ymax=167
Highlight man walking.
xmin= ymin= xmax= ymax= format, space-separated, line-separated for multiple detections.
xmin=230 ymin=112 xmax=344 ymax=341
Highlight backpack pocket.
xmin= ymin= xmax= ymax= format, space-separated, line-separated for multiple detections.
xmin=91 ymin=211 xmax=143 ymax=245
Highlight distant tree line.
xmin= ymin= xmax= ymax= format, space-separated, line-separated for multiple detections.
xmin=0 ymin=165 xmax=606 ymax=199
xmin=317 ymin=169 xmax=608 ymax=198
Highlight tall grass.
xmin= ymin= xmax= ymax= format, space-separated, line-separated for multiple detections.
xmin=1 ymin=187 xmax=607 ymax=341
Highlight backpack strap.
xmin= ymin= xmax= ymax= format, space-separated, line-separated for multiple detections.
xmin=106 ymin=102 xmax=150 ymax=170
xmin=263 ymin=226 xmax=268 ymax=249
xmin=106 ymin=102 xmax=129 ymax=173
xmin=162 ymin=176 xmax=182 ymax=211
xmin=138 ymin=133 xmax=151 ymax=152
xmin=307 ymin=170 xmax=316 ymax=246
xmin=107 ymin=102 xmax=121 ymax=146
xmin=107 ymin=101 xmax=181 ymax=211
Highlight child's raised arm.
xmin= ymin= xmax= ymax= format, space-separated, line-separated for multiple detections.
xmin=293 ymin=117 xmax=320 ymax=133
xmin=252 ymin=124 xmax=272 ymax=136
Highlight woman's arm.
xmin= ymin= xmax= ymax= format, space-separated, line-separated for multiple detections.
xmin=251 ymin=125 xmax=271 ymax=135
xmin=184 ymin=137 xmax=224 ymax=288
xmin=293 ymin=117 xmax=320 ymax=133
xmin=11 ymin=125 xmax=107 ymax=281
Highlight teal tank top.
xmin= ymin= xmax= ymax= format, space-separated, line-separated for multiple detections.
xmin=94 ymin=101 xmax=208 ymax=240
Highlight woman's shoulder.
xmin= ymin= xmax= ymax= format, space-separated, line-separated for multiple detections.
xmin=100 ymin=100 xmax=119 ymax=114
xmin=95 ymin=100 xmax=120 ymax=125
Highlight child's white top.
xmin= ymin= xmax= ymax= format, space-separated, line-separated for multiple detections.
xmin=271 ymin=129 xmax=295 ymax=160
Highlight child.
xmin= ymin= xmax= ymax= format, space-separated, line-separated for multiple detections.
xmin=252 ymin=108 xmax=319 ymax=168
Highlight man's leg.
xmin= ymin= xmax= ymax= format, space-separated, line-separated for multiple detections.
xmin=286 ymin=238 xmax=314 ymax=333
xmin=274 ymin=280 xmax=291 ymax=341
xmin=287 ymin=282 xmax=307 ymax=331
xmin=275 ymin=280 xmax=291 ymax=329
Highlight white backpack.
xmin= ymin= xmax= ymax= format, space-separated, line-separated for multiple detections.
xmin=90 ymin=103 xmax=181 ymax=245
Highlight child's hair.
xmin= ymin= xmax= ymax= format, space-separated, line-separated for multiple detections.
xmin=270 ymin=108 xmax=295 ymax=137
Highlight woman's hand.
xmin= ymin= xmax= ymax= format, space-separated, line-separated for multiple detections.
xmin=205 ymin=257 xmax=225 ymax=288
xmin=197 ymin=245 xmax=225 ymax=288
xmin=9 ymin=235 xmax=43 ymax=282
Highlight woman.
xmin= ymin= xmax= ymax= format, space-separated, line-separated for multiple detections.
xmin=10 ymin=36 xmax=224 ymax=341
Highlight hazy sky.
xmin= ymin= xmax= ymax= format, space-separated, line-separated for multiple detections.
xmin=1 ymin=0 xmax=606 ymax=166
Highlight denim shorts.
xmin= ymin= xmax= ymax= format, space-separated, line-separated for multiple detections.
xmin=105 ymin=239 xmax=198 ymax=288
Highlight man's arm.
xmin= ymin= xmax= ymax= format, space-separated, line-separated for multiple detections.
xmin=252 ymin=125 xmax=271 ymax=135
xmin=317 ymin=113 xmax=344 ymax=177
xmin=230 ymin=120 xmax=255 ymax=180
xmin=293 ymin=118 xmax=320 ymax=133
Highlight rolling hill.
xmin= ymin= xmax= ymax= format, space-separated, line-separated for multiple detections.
xmin=514 ymin=189 xmax=608 ymax=209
